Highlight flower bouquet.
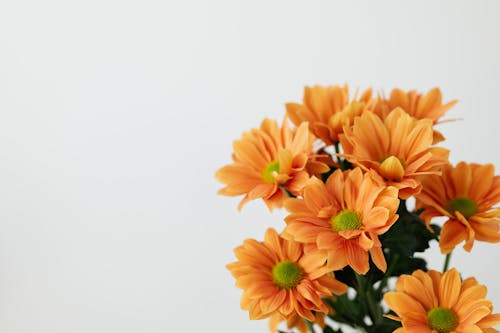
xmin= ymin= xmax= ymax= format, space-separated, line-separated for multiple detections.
xmin=216 ymin=85 xmax=500 ymax=333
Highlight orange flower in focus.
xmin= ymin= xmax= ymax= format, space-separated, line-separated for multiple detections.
xmin=375 ymin=87 xmax=457 ymax=143
xmin=286 ymin=85 xmax=377 ymax=145
xmin=269 ymin=312 xmax=327 ymax=333
xmin=339 ymin=108 xmax=449 ymax=199
xmin=384 ymin=268 xmax=500 ymax=333
xmin=416 ymin=162 xmax=500 ymax=254
xmin=283 ymin=168 xmax=399 ymax=274
xmin=227 ymin=228 xmax=348 ymax=326
xmin=216 ymin=118 xmax=329 ymax=210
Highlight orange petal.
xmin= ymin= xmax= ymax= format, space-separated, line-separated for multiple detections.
xmin=439 ymin=219 xmax=468 ymax=254
xmin=384 ymin=292 xmax=426 ymax=316
xmin=477 ymin=313 xmax=500 ymax=328
xmin=438 ymin=268 xmax=461 ymax=308
xmin=369 ymin=246 xmax=387 ymax=272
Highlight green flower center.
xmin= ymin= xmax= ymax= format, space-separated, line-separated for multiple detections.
xmin=272 ymin=261 xmax=303 ymax=290
xmin=331 ymin=210 xmax=362 ymax=232
xmin=262 ymin=161 xmax=280 ymax=184
xmin=427 ymin=307 xmax=458 ymax=333
xmin=447 ymin=197 xmax=478 ymax=219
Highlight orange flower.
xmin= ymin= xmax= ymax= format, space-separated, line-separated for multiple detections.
xmin=227 ymin=228 xmax=348 ymax=325
xmin=416 ymin=162 xmax=500 ymax=254
xmin=384 ymin=268 xmax=500 ymax=333
xmin=375 ymin=87 xmax=457 ymax=143
xmin=216 ymin=118 xmax=329 ymax=210
xmin=339 ymin=108 xmax=449 ymax=199
xmin=283 ymin=168 xmax=399 ymax=274
xmin=286 ymin=84 xmax=377 ymax=145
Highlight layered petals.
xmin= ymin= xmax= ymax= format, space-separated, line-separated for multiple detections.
xmin=283 ymin=168 xmax=399 ymax=274
xmin=227 ymin=228 xmax=348 ymax=329
xmin=416 ymin=162 xmax=500 ymax=253
xmin=339 ymin=108 xmax=449 ymax=199
xmin=286 ymin=84 xmax=377 ymax=145
xmin=374 ymin=87 xmax=457 ymax=143
xmin=385 ymin=269 xmax=500 ymax=333
xmin=216 ymin=117 xmax=330 ymax=210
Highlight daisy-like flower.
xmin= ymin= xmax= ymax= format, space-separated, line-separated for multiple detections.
xmin=216 ymin=118 xmax=329 ymax=210
xmin=339 ymin=108 xmax=449 ymax=199
xmin=283 ymin=168 xmax=400 ymax=275
xmin=286 ymin=84 xmax=377 ymax=145
xmin=374 ymin=88 xmax=456 ymax=143
xmin=384 ymin=268 xmax=500 ymax=333
xmin=227 ymin=228 xmax=348 ymax=325
xmin=416 ymin=162 xmax=500 ymax=254
xmin=376 ymin=87 xmax=457 ymax=122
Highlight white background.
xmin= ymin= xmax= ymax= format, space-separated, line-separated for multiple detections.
xmin=0 ymin=1 xmax=499 ymax=332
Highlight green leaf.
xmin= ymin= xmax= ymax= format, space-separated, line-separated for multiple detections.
xmin=325 ymin=294 xmax=365 ymax=325
xmin=323 ymin=326 xmax=344 ymax=333
xmin=380 ymin=217 xmax=439 ymax=255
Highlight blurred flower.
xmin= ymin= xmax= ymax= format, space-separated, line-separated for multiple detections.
xmin=374 ymin=87 xmax=457 ymax=143
xmin=227 ymin=228 xmax=348 ymax=325
xmin=384 ymin=268 xmax=500 ymax=333
xmin=283 ymin=168 xmax=399 ymax=274
xmin=286 ymin=84 xmax=376 ymax=145
xmin=416 ymin=162 xmax=500 ymax=254
xmin=339 ymin=108 xmax=449 ymax=199
xmin=216 ymin=118 xmax=329 ymax=210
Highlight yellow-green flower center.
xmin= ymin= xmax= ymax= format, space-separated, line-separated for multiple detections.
xmin=272 ymin=261 xmax=303 ymax=290
xmin=331 ymin=210 xmax=362 ymax=232
xmin=427 ymin=307 xmax=458 ymax=333
xmin=447 ymin=197 xmax=478 ymax=219
xmin=262 ymin=161 xmax=280 ymax=184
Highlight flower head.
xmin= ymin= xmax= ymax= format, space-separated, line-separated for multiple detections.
xmin=286 ymin=85 xmax=376 ymax=145
xmin=339 ymin=108 xmax=449 ymax=199
xmin=227 ymin=228 xmax=348 ymax=325
xmin=216 ymin=118 xmax=329 ymax=210
xmin=283 ymin=168 xmax=400 ymax=274
xmin=375 ymin=87 xmax=457 ymax=143
xmin=416 ymin=162 xmax=500 ymax=254
xmin=384 ymin=268 xmax=500 ymax=333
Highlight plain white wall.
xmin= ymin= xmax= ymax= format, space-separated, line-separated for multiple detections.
xmin=0 ymin=0 xmax=499 ymax=332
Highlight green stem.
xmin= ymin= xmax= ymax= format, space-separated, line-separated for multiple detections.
xmin=354 ymin=272 xmax=364 ymax=289
xmin=366 ymin=289 xmax=382 ymax=325
xmin=280 ymin=185 xmax=295 ymax=198
xmin=378 ymin=253 xmax=400 ymax=295
xmin=304 ymin=319 xmax=315 ymax=333
xmin=443 ymin=252 xmax=452 ymax=272
xmin=354 ymin=273 xmax=379 ymax=327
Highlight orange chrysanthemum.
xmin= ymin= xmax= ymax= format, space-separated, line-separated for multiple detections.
xmin=384 ymin=268 xmax=500 ymax=333
xmin=416 ymin=162 xmax=500 ymax=254
xmin=376 ymin=87 xmax=457 ymax=123
xmin=374 ymin=87 xmax=456 ymax=143
xmin=216 ymin=118 xmax=330 ymax=210
xmin=339 ymin=108 xmax=449 ymax=199
xmin=227 ymin=228 xmax=348 ymax=326
xmin=286 ymin=84 xmax=377 ymax=145
xmin=283 ymin=168 xmax=399 ymax=274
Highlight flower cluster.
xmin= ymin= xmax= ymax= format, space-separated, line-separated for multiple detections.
xmin=217 ymin=85 xmax=500 ymax=333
